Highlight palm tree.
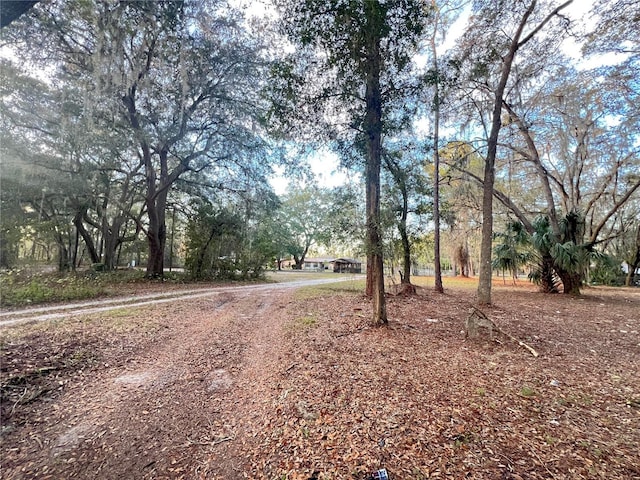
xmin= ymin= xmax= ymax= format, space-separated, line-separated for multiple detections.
xmin=492 ymin=220 xmax=531 ymax=285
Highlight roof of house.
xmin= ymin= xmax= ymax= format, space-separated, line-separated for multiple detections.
xmin=303 ymin=257 xmax=335 ymax=263
xmin=332 ymin=258 xmax=361 ymax=264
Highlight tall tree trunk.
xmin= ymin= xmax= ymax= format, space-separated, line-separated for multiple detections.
xmin=146 ymin=194 xmax=167 ymax=278
xmin=363 ymin=2 xmax=387 ymax=326
xmin=477 ymin=1 xmax=539 ymax=305
xmin=55 ymin=232 xmax=70 ymax=272
xmin=103 ymin=217 xmax=126 ymax=270
xmin=365 ymin=256 xmax=374 ymax=296
xmin=430 ymin=0 xmax=444 ymax=294
xmin=143 ymin=157 xmax=167 ymax=278
xmin=399 ymin=206 xmax=411 ymax=285
xmin=72 ymin=223 xmax=79 ymax=271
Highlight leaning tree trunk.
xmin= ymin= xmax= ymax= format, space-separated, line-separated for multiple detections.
xmin=477 ymin=1 xmax=541 ymax=305
xmin=477 ymin=109 xmax=500 ymax=303
xmin=73 ymin=210 xmax=100 ymax=265
xmin=557 ymin=268 xmax=582 ymax=296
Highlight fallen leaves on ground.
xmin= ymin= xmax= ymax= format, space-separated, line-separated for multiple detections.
xmin=1 ymin=283 xmax=639 ymax=479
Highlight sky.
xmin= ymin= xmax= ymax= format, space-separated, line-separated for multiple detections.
xmin=265 ymin=0 xmax=617 ymax=196
xmin=2 ymin=0 xmax=619 ymax=196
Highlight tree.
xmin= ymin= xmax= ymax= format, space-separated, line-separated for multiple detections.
xmin=495 ymin=61 xmax=640 ymax=294
xmin=323 ymin=183 xmax=366 ymax=257
xmin=185 ymin=188 xmax=279 ymax=280
xmin=492 ymin=220 xmax=531 ymax=284
xmin=6 ymin=0 xmax=272 ymax=277
xmin=429 ymin=10 xmax=445 ymax=293
xmin=272 ymin=0 xmax=429 ymax=325
xmin=586 ymin=0 xmax=640 ymax=57
xmin=0 ymin=58 xmax=146 ymax=271
xmin=439 ymin=141 xmax=484 ymax=276
xmin=382 ymin=141 xmax=431 ymax=287
xmin=454 ymin=0 xmax=573 ymax=304
xmin=278 ymin=187 xmax=333 ymax=269
xmin=423 ymin=0 xmax=465 ymax=292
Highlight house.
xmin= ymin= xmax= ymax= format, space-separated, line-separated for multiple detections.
xmin=302 ymin=257 xmax=333 ymax=272
xmin=332 ymin=258 xmax=362 ymax=274
xmin=281 ymin=257 xmax=363 ymax=273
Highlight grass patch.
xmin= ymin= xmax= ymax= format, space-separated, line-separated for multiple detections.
xmin=557 ymin=393 xmax=594 ymax=407
xmin=288 ymin=315 xmax=318 ymax=332
xmin=294 ymin=279 xmax=365 ymax=300
xmin=402 ymin=275 xmax=534 ymax=290
xmin=266 ymin=271 xmax=349 ymax=283
xmin=0 ymin=269 xmax=195 ymax=307
xmin=519 ymin=386 xmax=537 ymax=398
xmin=0 ymin=271 xmax=106 ymax=307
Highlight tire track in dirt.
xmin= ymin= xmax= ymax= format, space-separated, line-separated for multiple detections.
xmin=197 ymin=292 xmax=297 ymax=478
xmin=1 ymin=289 xmax=296 ymax=479
xmin=0 ymin=276 xmax=360 ymax=327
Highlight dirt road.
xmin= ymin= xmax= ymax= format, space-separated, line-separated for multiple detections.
xmin=2 ymin=283 xmax=308 ymax=479
xmin=2 ymin=282 xmax=639 ymax=479
xmin=0 ymin=275 xmax=359 ymax=327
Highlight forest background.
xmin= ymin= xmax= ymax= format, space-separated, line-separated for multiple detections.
xmin=0 ymin=0 xmax=638 ymax=319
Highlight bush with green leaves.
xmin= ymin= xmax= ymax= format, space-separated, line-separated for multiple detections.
xmin=589 ymin=254 xmax=625 ymax=286
xmin=184 ymin=201 xmax=276 ymax=281
xmin=0 ymin=270 xmax=104 ymax=306
xmin=492 ymin=220 xmax=532 ymax=282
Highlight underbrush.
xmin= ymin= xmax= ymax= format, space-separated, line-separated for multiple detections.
xmin=0 ymin=269 xmax=190 ymax=307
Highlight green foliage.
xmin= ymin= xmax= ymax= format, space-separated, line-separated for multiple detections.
xmin=278 ymin=186 xmax=334 ymax=265
xmin=289 ymin=315 xmax=318 ymax=332
xmin=550 ymin=241 xmax=589 ymax=273
xmin=184 ymin=198 xmax=276 ymax=281
xmin=268 ymin=0 xmax=430 ymax=144
xmin=492 ymin=220 xmax=532 ymax=280
xmin=590 ymin=254 xmax=624 ymax=286
xmin=323 ymin=185 xmax=365 ymax=252
xmin=2 ymin=0 xmax=274 ymax=277
xmin=0 ymin=270 xmax=105 ymax=307
xmin=528 ymin=212 xmax=599 ymax=293
xmin=0 ymin=267 xmax=200 ymax=307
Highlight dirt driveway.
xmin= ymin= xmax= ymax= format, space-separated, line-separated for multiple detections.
xmin=1 ymin=281 xmax=639 ymax=479
xmin=1 ymin=282 xmax=309 ymax=479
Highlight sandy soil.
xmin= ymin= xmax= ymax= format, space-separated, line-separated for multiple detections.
xmin=1 ymin=281 xmax=639 ymax=479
